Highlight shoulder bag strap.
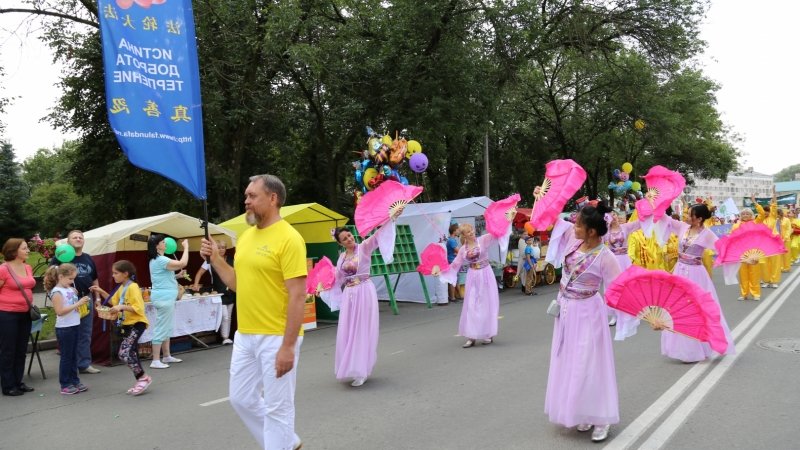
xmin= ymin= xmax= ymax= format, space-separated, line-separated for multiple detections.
xmin=3 ymin=263 xmax=35 ymax=309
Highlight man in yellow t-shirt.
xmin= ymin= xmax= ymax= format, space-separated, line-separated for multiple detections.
xmin=201 ymin=174 xmax=307 ymax=450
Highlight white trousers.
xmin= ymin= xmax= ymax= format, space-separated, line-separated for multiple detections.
xmin=219 ymin=304 xmax=234 ymax=339
xmin=229 ymin=332 xmax=303 ymax=450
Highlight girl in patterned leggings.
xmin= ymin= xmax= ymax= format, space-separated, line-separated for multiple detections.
xmin=91 ymin=260 xmax=152 ymax=395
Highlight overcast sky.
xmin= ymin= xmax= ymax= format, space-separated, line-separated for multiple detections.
xmin=1 ymin=1 xmax=799 ymax=176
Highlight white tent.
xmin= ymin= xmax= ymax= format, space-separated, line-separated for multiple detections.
xmin=372 ymin=196 xmax=503 ymax=304
xmin=65 ymin=212 xmax=237 ymax=255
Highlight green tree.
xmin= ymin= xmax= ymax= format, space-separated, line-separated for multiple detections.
xmin=773 ymin=164 xmax=800 ymax=182
xmin=0 ymin=141 xmax=32 ymax=243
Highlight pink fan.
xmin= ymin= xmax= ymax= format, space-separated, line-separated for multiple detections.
xmin=714 ymin=221 xmax=787 ymax=266
xmin=605 ymin=266 xmax=728 ymax=354
xmin=529 ymin=159 xmax=587 ymax=231
xmin=485 ymin=193 xmax=521 ymax=238
xmin=417 ymin=244 xmax=449 ymax=275
xmin=355 ymin=180 xmax=423 ymax=235
xmin=634 ymin=166 xmax=685 ymax=220
xmin=306 ymin=256 xmax=335 ymax=295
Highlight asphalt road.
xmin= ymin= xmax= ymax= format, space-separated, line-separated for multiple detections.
xmin=2 ymin=264 xmax=799 ymax=450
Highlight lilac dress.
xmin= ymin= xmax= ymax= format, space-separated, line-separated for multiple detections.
xmin=544 ymin=219 xmax=622 ymax=427
xmin=440 ymin=233 xmax=502 ymax=340
xmin=331 ymin=224 xmax=397 ymax=381
xmin=660 ymin=219 xmax=735 ymax=362
xmin=602 ymin=221 xmax=641 ymax=339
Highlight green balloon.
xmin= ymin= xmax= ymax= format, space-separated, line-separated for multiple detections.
xmin=631 ymin=181 xmax=642 ymax=192
xmin=164 ymin=237 xmax=178 ymax=255
xmin=55 ymin=244 xmax=76 ymax=263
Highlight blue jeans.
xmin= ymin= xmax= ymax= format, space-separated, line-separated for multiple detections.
xmin=77 ymin=308 xmax=93 ymax=370
xmin=56 ymin=326 xmax=81 ymax=389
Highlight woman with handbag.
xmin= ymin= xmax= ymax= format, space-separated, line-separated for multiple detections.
xmin=147 ymin=234 xmax=189 ymax=369
xmin=535 ymin=188 xmax=622 ymax=443
xmin=0 ymin=238 xmax=37 ymax=396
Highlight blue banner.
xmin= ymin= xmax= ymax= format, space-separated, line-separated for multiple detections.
xmin=98 ymin=0 xmax=206 ymax=199
xmin=709 ymin=224 xmax=732 ymax=238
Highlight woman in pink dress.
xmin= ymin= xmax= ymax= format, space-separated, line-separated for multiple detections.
xmin=658 ymin=204 xmax=735 ymax=362
xmin=438 ymin=223 xmax=508 ymax=348
xmin=330 ymin=220 xmax=398 ymax=387
xmin=539 ymin=196 xmax=622 ymax=443
xmin=603 ymin=211 xmax=640 ymax=330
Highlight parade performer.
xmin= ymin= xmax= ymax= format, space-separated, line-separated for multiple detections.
xmin=329 ymin=208 xmax=402 ymax=387
xmin=777 ymin=208 xmax=792 ymax=272
xmin=790 ymin=210 xmax=800 ymax=263
xmin=731 ymin=207 xmax=765 ymax=301
xmin=602 ymin=210 xmax=640 ymax=328
xmin=537 ymin=189 xmax=622 ymax=443
xmin=438 ymin=222 xmax=507 ymax=348
xmin=760 ymin=189 xmax=782 ymax=288
xmin=657 ymin=204 xmax=735 ymax=362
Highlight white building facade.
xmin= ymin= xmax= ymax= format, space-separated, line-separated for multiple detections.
xmin=688 ymin=169 xmax=773 ymax=209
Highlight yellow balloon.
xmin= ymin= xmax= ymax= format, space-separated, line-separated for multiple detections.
xmin=617 ymin=181 xmax=624 ymax=186
xmin=405 ymin=140 xmax=422 ymax=159
xmin=622 ymin=162 xmax=633 ymax=173
xmin=634 ymin=119 xmax=646 ymax=130
xmin=381 ymin=135 xmax=393 ymax=146
xmin=363 ymin=168 xmax=378 ymax=190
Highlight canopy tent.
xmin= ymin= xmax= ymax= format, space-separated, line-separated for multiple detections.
xmin=67 ymin=211 xmax=237 ymax=256
xmin=373 ymin=196 xmax=501 ymax=304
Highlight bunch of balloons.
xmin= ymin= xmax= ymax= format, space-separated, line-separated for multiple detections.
xmin=354 ymin=127 xmax=427 ymax=192
xmin=607 ymin=162 xmax=642 ymax=196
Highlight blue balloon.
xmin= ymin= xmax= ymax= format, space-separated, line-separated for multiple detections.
xmin=382 ymin=165 xmax=392 ymax=176
xmin=607 ymin=182 xmax=616 ymax=190
xmin=623 ymin=180 xmax=633 ymax=189
xmin=613 ymin=169 xmax=621 ymax=178
xmin=361 ymin=159 xmax=371 ymax=170
xmin=400 ymin=177 xmax=409 ymax=185
xmin=355 ymin=169 xmax=363 ymax=185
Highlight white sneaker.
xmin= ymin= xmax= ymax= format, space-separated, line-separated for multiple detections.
xmin=162 ymin=356 xmax=183 ymax=363
xmin=351 ymin=378 xmax=366 ymax=387
xmin=591 ymin=425 xmax=610 ymax=442
xmin=770 ymin=283 xmax=779 ymax=288
xmin=462 ymin=339 xmax=475 ymax=348
xmin=222 ymin=339 xmax=233 ymax=345
xmin=150 ymin=360 xmax=170 ymax=369
xmin=608 ymin=316 xmax=617 ymax=326
xmin=737 ymin=296 xmax=745 ymax=301
xmin=576 ymin=424 xmax=593 ymax=432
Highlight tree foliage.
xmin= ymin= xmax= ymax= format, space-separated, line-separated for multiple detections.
xmin=1 ymin=0 xmax=738 ymax=228
xmin=774 ymin=164 xmax=800 ymax=182
xmin=0 ymin=141 xmax=32 ymax=243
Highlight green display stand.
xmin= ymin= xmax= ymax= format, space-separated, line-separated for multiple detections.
xmin=345 ymin=224 xmax=432 ymax=314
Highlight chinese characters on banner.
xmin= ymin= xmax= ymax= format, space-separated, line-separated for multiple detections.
xmin=98 ymin=0 xmax=206 ymax=199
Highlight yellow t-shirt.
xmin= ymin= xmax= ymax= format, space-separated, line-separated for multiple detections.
xmin=235 ymin=219 xmax=307 ymax=335
xmin=110 ymin=282 xmax=149 ymax=327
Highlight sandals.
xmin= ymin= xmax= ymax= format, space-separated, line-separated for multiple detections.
xmin=128 ymin=375 xmax=152 ymax=396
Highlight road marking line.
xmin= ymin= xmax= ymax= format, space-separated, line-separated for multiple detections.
xmin=605 ymin=268 xmax=800 ymax=450
xmin=639 ymin=270 xmax=800 ymax=449
xmin=390 ymin=350 xmax=405 ymax=355
xmin=200 ymin=396 xmax=229 ymax=407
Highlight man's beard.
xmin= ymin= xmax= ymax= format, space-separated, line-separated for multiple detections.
xmin=245 ymin=211 xmax=261 ymax=226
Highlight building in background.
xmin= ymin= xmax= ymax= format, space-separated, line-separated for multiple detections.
xmin=688 ymin=168 xmax=773 ymax=209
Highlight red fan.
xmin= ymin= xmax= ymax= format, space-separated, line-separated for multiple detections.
xmin=485 ymin=193 xmax=520 ymax=238
xmin=355 ymin=180 xmax=423 ymax=235
xmin=714 ymin=221 xmax=787 ymax=266
xmin=634 ymin=166 xmax=685 ymax=220
xmin=306 ymin=256 xmax=335 ymax=295
xmin=605 ymin=266 xmax=728 ymax=354
xmin=529 ymin=159 xmax=587 ymax=231
xmin=417 ymin=244 xmax=449 ymax=275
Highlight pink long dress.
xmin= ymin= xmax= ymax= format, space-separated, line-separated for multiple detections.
xmin=440 ymin=233 xmax=503 ymax=341
xmin=602 ymin=221 xmax=641 ymax=339
xmin=331 ymin=224 xmax=396 ymax=381
xmin=660 ymin=218 xmax=735 ymax=362
xmin=544 ymin=219 xmax=622 ymax=427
